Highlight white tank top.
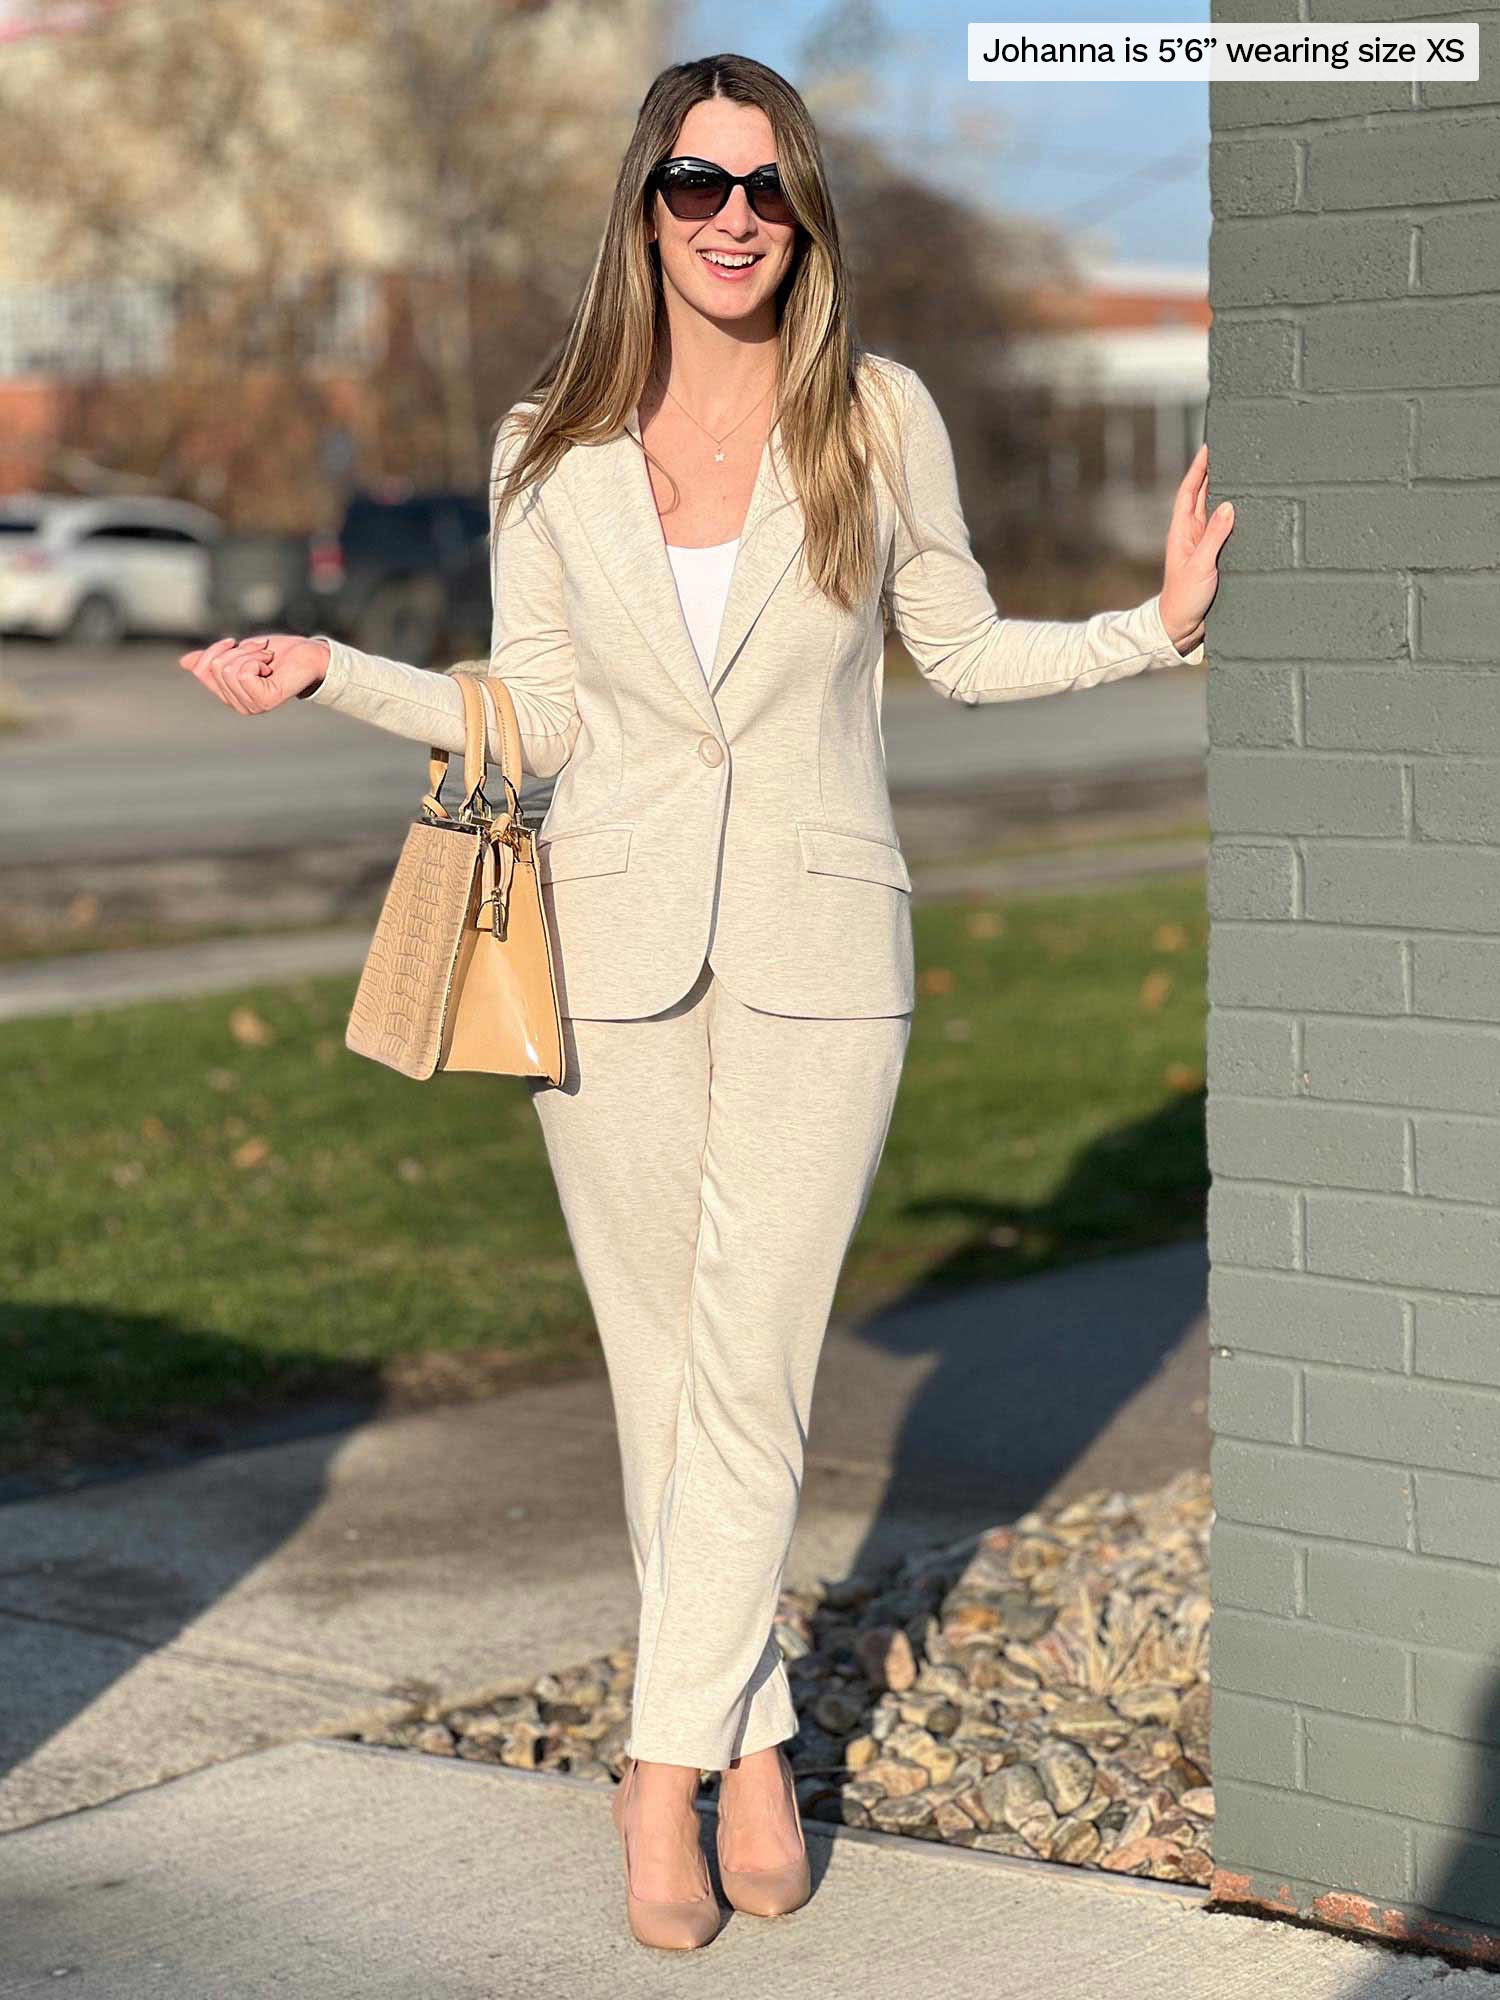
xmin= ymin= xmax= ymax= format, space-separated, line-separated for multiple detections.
xmin=665 ymin=537 xmax=739 ymax=681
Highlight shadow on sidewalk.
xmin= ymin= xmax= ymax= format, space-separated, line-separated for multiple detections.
xmin=830 ymin=1085 xmax=1210 ymax=1583
xmin=0 ymin=1308 xmax=381 ymax=1808
xmin=1 ymin=1091 xmax=1208 ymax=1848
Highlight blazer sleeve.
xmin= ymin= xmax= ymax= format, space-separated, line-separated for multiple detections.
xmin=298 ymin=405 xmax=581 ymax=780
xmin=884 ymin=364 xmax=1204 ymax=704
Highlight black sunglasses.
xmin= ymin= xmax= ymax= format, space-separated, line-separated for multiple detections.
xmin=648 ymin=155 xmax=796 ymax=228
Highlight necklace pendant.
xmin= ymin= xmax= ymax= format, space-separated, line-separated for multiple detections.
xmin=713 ymin=448 xmax=725 ymax=462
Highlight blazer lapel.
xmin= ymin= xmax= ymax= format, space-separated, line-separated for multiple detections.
xmin=558 ymin=408 xmax=806 ymax=733
xmin=705 ymin=421 xmax=806 ymax=697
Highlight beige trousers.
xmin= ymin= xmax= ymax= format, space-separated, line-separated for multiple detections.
xmin=525 ymin=956 xmax=911 ymax=1771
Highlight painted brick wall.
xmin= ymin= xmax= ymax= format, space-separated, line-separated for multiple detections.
xmin=1203 ymin=0 xmax=1500 ymax=1962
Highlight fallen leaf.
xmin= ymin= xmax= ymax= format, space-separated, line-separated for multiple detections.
xmin=1163 ymin=1062 xmax=1204 ymax=1092
xmin=229 ymin=1006 xmax=274 ymax=1048
xmin=232 ymin=1137 xmax=271 ymax=1169
xmin=1139 ymin=970 xmax=1172 ymax=1012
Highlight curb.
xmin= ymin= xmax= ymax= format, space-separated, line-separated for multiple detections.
xmin=0 ymin=846 xmax=1205 ymax=1023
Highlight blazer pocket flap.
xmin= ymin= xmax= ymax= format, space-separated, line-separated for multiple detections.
xmin=796 ymin=821 xmax=912 ymax=893
xmin=537 ymin=824 xmax=633 ymax=885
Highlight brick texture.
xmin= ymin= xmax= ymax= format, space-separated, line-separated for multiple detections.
xmin=1205 ymin=12 xmax=1500 ymax=1949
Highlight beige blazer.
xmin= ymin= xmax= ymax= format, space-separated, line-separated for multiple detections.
xmin=306 ymin=353 xmax=1202 ymax=1020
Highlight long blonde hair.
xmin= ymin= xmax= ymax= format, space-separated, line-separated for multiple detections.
xmin=490 ymin=53 xmax=917 ymax=614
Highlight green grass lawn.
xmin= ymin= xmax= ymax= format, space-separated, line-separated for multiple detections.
xmin=0 ymin=874 xmax=1207 ymax=1478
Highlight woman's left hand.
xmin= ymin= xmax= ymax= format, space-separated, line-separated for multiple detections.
xmin=1158 ymin=444 xmax=1232 ymax=656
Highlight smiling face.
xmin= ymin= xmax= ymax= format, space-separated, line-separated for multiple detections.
xmin=646 ymin=97 xmax=799 ymax=326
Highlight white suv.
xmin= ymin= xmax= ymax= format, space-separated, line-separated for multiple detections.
xmin=0 ymin=494 xmax=224 ymax=645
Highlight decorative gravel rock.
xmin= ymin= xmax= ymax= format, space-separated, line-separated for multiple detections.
xmin=855 ymin=1626 xmax=919 ymax=1692
xmin=344 ymin=1469 xmax=1213 ymax=1887
xmin=863 ymin=1755 xmax=932 ymax=1798
xmin=1052 ymin=1814 xmax=1104 ymax=1864
xmin=1037 ymin=1741 xmax=1095 ymax=1815
xmin=872 ymin=1792 xmax=939 ymax=1836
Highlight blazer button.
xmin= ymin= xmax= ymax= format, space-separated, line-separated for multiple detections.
xmin=697 ymin=736 xmax=725 ymax=766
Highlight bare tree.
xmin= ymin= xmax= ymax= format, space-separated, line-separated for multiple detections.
xmin=0 ymin=0 xmax=346 ymax=518
xmin=2 ymin=0 xmax=1103 ymax=574
xmin=306 ymin=0 xmax=629 ymax=491
xmin=0 ymin=0 xmax=642 ymax=521
xmin=792 ymin=0 xmax=1102 ymax=576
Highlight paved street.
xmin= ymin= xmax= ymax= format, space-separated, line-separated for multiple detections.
xmin=0 ymin=636 xmax=1206 ymax=864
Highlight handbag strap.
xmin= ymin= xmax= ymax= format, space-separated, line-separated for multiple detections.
xmin=475 ymin=672 xmax=525 ymax=816
xmin=424 ymin=670 xmax=489 ymax=822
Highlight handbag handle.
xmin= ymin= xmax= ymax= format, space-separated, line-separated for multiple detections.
xmin=424 ymin=669 xmax=490 ymax=822
xmin=475 ymin=671 xmax=525 ymax=813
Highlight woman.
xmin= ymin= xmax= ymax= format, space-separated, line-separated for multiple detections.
xmin=181 ymin=53 xmax=1228 ymax=1953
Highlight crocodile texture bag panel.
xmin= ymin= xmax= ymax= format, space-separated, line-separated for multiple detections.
xmin=345 ymin=821 xmax=478 ymax=1079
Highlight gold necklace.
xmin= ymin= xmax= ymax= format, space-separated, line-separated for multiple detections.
xmin=659 ymin=378 xmax=776 ymax=463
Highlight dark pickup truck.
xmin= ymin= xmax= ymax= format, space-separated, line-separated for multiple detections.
xmin=207 ymin=489 xmax=491 ymax=668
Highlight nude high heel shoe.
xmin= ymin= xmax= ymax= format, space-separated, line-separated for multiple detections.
xmin=609 ymin=1756 xmax=723 ymax=1951
xmin=715 ymin=1743 xmax=812 ymax=1918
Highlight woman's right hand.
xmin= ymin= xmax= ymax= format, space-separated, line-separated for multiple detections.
xmin=177 ymin=633 xmax=330 ymax=715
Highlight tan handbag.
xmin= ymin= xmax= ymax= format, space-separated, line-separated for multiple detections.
xmin=344 ymin=665 xmax=566 ymax=1085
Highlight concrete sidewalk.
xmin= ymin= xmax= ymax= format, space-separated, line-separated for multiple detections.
xmin=1 ymin=1740 xmax=1484 ymax=1999
xmin=0 ymin=1239 xmax=1209 ymax=1833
